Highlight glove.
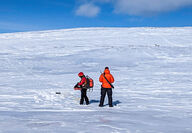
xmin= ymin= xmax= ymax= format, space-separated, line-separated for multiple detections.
xmin=74 ymin=84 xmax=78 ymax=88
xmin=74 ymin=83 xmax=80 ymax=88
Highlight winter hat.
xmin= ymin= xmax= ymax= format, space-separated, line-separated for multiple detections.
xmin=78 ymin=72 xmax=84 ymax=77
xmin=105 ymin=67 xmax=109 ymax=69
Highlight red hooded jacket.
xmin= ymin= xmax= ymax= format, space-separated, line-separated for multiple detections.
xmin=78 ymin=76 xmax=86 ymax=86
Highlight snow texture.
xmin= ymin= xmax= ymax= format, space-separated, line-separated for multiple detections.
xmin=0 ymin=27 xmax=192 ymax=133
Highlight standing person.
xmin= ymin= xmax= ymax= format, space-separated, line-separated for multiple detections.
xmin=99 ymin=67 xmax=114 ymax=107
xmin=75 ymin=72 xmax=89 ymax=105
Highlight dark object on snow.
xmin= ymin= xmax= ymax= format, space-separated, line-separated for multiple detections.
xmin=56 ymin=92 xmax=61 ymax=94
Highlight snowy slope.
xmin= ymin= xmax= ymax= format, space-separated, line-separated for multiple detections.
xmin=0 ymin=27 xmax=192 ymax=133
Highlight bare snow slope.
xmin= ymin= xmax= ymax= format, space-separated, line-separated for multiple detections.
xmin=0 ymin=27 xmax=192 ymax=133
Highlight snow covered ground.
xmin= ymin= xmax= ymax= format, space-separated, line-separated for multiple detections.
xmin=0 ymin=27 xmax=192 ymax=133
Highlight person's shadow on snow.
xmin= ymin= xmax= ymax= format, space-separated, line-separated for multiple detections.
xmin=89 ymin=100 xmax=100 ymax=104
xmin=113 ymin=100 xmax=121 ymax=106
xmin=89 ymin=100 xmax=121 ymax=106
xmin=104 ymin=100 xmax=121 ymax=106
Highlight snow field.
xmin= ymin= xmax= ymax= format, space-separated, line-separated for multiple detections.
xmin=0 ymin=27 xmax=192 ymax=133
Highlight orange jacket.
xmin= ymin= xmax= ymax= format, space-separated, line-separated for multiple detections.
xmin=99 ymin=69 xmax=114 ymax=88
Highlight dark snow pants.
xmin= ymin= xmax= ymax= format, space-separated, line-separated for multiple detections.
xmin=80 ymin=89 xmax=89 ymax=105
xmin=99 ymin=88 xmax=113 ymax=106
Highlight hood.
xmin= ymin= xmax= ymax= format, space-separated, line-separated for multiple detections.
xmin=104 ymin=69 xmax=110 ymax=74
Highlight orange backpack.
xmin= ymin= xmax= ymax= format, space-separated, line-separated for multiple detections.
xmin=85 ymin=76 xmax=94 ymax=89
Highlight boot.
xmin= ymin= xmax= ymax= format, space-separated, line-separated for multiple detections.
xmin=80 ymin=99 xmax=84 ymax=105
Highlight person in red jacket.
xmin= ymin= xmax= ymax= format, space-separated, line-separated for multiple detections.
xmin=99 ymin=67 xmax=114 ymax=107
xmin=76 ymin=72 xmax=89 ymax=105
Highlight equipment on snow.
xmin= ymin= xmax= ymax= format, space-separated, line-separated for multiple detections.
xmin=56 ymin=92 xmax=61 ymax=94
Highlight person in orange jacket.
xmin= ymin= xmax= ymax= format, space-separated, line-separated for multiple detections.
xmin=99 ymin=67 xmax=114 ymax=107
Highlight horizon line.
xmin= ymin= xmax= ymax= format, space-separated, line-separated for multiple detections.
xmin=0 ymin=26 xmax=192 ymax=34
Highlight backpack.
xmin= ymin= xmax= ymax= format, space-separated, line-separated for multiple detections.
xmin=85 ymin=75 xmax=94 ymax=89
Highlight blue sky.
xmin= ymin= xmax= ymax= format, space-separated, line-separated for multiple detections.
xmin=0 ymin=0 xmax=192 ymax=33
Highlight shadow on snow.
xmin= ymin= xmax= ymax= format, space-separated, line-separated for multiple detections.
xmin=89 ymin=100 xmax=100 ymax=104
xmin=89 ymin=100 xmax=121 ymax=106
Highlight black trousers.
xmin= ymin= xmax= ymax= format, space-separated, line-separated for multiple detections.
xmin=80 ymin=89 xmax=89 ymax=104
xmin=99 ymin=88 xmax=113 ymax=106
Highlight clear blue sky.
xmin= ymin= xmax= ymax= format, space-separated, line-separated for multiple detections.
xmin=0 ymin=0 xmax=192 ymax=33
